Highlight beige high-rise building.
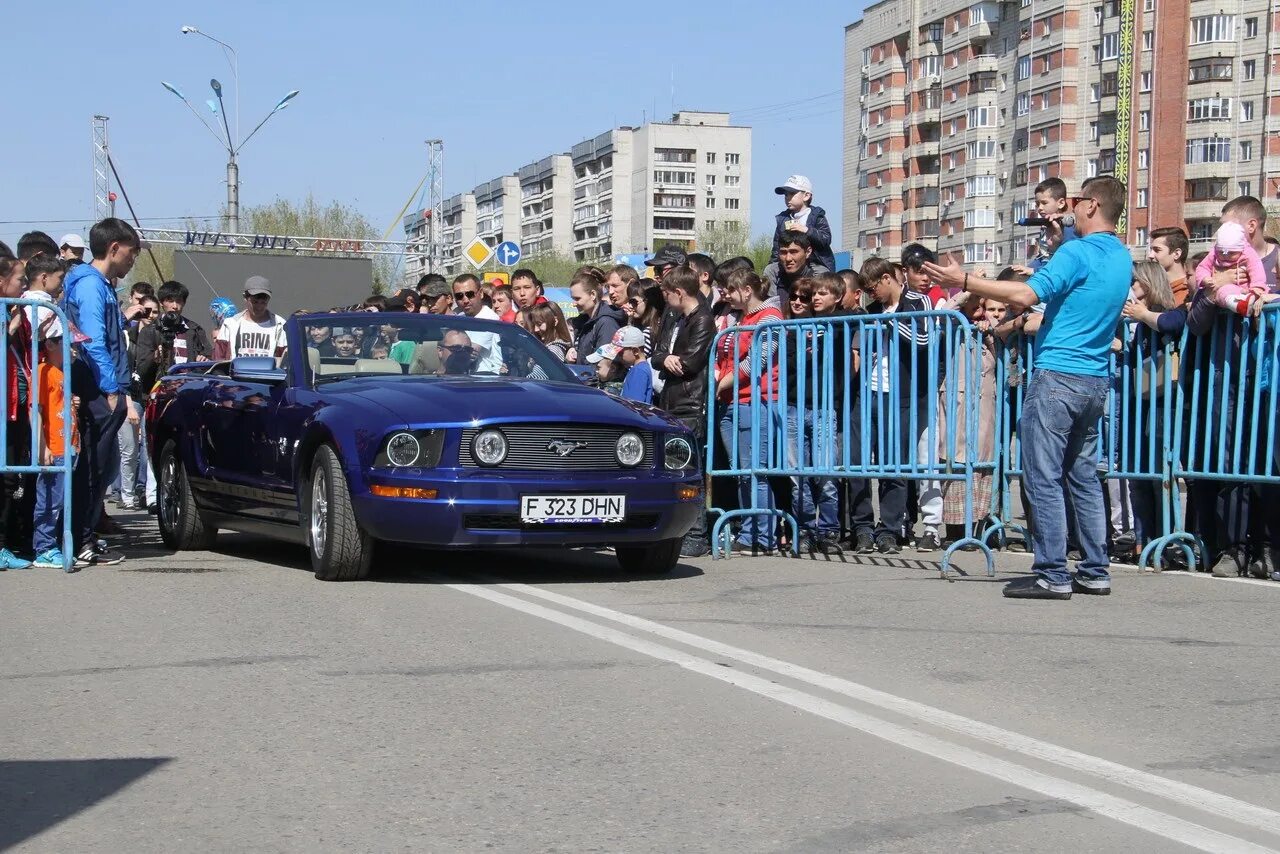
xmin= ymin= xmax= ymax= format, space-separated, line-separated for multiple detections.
xmin=844 ymin=0 xmax=1280 ymax=269
xmin=419 ymin=111 xmax=751 ymax=277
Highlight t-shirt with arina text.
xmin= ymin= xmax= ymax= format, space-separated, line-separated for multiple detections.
xmin=234 ymin=317 xmax=281 ymax=358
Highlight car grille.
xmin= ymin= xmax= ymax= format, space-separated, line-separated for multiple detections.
xmin=464 ymin=513 xmax=661 ymax=532
xmin=459 ymin=425 xmax=653 ymax=470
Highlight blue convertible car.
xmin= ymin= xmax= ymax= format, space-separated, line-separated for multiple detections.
xmin=146 ymin=312 xmax=703 ymax=580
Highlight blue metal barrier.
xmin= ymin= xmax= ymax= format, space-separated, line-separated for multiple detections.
xmin=0 ymin=297 xmax=76 ymax=571
xmin=705 ymin=299 xmax=1279 ymax=580
xmin=705 ymin=310 xmax=996 ymax=578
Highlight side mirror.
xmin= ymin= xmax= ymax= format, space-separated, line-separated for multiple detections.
xmin=230 ymin=356 xmax=286 ymax=384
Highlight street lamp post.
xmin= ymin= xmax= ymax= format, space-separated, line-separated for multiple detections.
xmin=165 ymin=27 xmax=298 ymax=234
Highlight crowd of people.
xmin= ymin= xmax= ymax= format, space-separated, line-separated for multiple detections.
xmin=1 ymin=173 xmax=1278 ymax=594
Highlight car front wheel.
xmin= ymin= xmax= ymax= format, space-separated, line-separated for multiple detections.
xmin=308 ymin=445 xmax=373 ymax=581
xmin=615 ymin=538 xmax=681 ymax=575
xmin=157 ymin=439 xmax=217 ymax=551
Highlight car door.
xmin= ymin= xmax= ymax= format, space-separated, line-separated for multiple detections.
xmin=199 ymin=374 xmax=294 ymax=522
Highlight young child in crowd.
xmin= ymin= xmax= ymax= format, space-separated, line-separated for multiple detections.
xmin=586 ymin=326 xmax=660 ymax=404
xmin=20 ymin=254 xmax=67 ymax=333
xmin=1195 ymin=221 xmax=1276 ymax=315
xmin=32 ymin=318 xmax=82 ymax=570
xmin=1029 ymin=178 xmax=1077 ymax=270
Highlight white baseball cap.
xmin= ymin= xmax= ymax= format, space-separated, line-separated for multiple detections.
xmin=587 ymin=325 xmax=647 ymax=362
xmin=775 ymin=175 xmax=814 ymax=196
xmin=59 ymin=234 xmax=86 ymax=250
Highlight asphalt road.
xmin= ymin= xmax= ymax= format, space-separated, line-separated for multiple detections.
xmin=5 ymin=511 xmax=1280 ymax=853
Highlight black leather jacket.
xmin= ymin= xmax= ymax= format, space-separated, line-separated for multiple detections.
xmin=650 ymin=303 xmax=715 ymax=423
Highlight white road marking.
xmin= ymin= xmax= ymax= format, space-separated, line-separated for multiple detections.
xmin=505 ymin=582 xmax=1280 ymax=834
xmin=1167 ymin=573 xmax=1280 ymax=589
xmin=447 ymin=581 xmax=1278 ymax=853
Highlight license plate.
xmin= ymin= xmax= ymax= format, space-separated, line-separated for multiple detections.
xmin=520 ymin=494 xmax=626 ymax=524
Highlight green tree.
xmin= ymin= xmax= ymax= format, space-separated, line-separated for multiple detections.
xmin=242 ymin=194 xmax=395 ymax=292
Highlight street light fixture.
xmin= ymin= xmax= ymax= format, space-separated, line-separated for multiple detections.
xmin=162 ymin=30 xmax=299 ymax=234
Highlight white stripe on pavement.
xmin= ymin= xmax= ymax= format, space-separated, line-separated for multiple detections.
xmin=1167 ymin=573 xmax=1280 ymax=589
xmin=446 ymin=582 xmax=1277 ymax=854
xmin=499 ymin=581 xmax=1280 ymax=839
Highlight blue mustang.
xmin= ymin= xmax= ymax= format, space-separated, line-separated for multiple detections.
xmin=146 ymin=312 xmax=703 ymax=580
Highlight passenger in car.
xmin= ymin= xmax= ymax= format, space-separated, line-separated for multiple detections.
xmin=331 ymin=329 xmax=359 ymax=358
xmin=307 ymin=325 xmax=335 ymax=357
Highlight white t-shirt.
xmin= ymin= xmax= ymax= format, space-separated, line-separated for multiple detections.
xmin=870 ymin=303 xmax=896 ymax=394
xmin=469 ymin=305 xmax=504 ymax=375
xmin=223 ymin=312 xmax=285 ymax=359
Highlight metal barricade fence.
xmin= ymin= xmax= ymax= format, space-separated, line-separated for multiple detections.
xmin=706 ymin=302 xmax=1279 ymax=577
xmin=705 ymin=310 xmax=997 ymax=577
xmin=0 ymin=297 xmax=76 ymax=571
xmin=1161 ymin=302 xmax=1280 ymax=569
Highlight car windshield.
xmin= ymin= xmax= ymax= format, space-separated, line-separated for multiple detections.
xmin=299 ymin=313 xmax=578 ymax=385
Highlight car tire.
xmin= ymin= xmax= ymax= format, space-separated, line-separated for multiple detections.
xmin=157 ymin=439 xmax=217 ymax=551
xmin=308 ymin=444 xmax=373 ymax=581
xmin=615 ymin=537 xmax=681 ymax=575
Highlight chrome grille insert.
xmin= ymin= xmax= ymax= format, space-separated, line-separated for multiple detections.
xmin=460 ymin=425 xmax=653 ymax=470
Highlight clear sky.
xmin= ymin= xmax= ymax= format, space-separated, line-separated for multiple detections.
xmin=2 ymin=0 xmax=861 ymax=259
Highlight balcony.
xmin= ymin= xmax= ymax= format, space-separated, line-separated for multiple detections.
xmin=1185 ymin=177 xmax=1230 ymax=202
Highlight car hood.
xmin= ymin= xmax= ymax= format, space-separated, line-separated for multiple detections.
xmin=323 ymin=377 xmax=688 ymax=432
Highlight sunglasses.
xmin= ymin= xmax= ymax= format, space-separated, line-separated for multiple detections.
xmin=1069 ymin=195 xmax=1096 ymax=205
xmin=440 ymin=344 xmax=472 ymax=354
xmin=453 ymin=290 xmax=477 ymax=300
xmin=627 ymin=298 xmax=642 ymax=307
xmin=789 ymin=293 xmax=813 ymax=303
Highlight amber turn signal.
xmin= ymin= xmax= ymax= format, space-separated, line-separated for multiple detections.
xmin=370 ymin=485 xmax=438 ymax=499
xmin=676 ymin=485 xmax=702 ymax=501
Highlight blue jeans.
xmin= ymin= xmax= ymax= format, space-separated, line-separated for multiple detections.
xmin=786 ymin=406 xmax=839 ymax=536
xmin=34 ymin=459 xmax=69 ymax=554
xmin=719 ymin=402 xmax=780 ymax=548
xmin=1021 ymin=369 xmax=1110 ymax=587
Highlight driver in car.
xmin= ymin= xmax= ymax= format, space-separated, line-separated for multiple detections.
xmin=437 ymin=330 xmax=476 ymax=376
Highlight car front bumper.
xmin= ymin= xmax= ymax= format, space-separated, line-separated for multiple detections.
xmin=352 ymin=468 xmax=703 ymax=547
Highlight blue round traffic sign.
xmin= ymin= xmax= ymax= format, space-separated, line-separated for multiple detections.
xmin=494 ymin=240 xmax=522 ymax=267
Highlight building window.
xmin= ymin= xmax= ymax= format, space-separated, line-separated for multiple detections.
xmin=947 ymin=152 xmax=957 ymax=170
xmin=1190 ymin=15 xmax=1235 ymax=44
xmin=705 ymin=197 xmax=716 ymax=209
xmin=1186 ymin=137 xmax=1232 ymax=164
xmin=1136 ymin=227 xmax=1148 ymax=245
xmin=1138 ymin=149 xmax=1149 ymax=169
xmin=705 ymin=174 xmax=717 ymax=187
xmin=1189 ymin=59 xmax=1233 ymax=82
xmin=654 ymin=147 xmax=695 ymax=163
xmin=725 ymin=153 xmax=741 ymax=165
xmin=966 ymin=139 xmax=997 ymax=158
xmin=1101 ymin=72 xmax=1118 ymax=96
xmin=965 ymin=209 xmax=996 ymax=228
xmin=653 ymin=170 xmax=695 ymax=185
xmin=725 ymin=198 xmax=740 ymax=210
xmin=1144 ymin=0 xmax=1154 ymax=9
xmin=1089 ymin=121 xmax=1099 ymax=141
xmin=1246 ymin=17 xmax=1258 ymax=38
xmin=1087 ymin=160 xmax=1098 ymax=178
xmin=1093 ymin=6 xmax=1103 ymax=24
xmin=1017 ymin=56 xmax=1031 ymax=80
xmin=1188 ymin=97 xmax=1232 ymax=121
xmin=922 ymin=55 xmax=941 ymax=78
xmin=1101 ymin=33 xmax=1120 ymax=60
xmin=1242 ymin=101 xmax=1254 ymax=121
xmin=967 ymin=106 xmax=995 ymax=127
xmin=705 ymin=152 xmax=717 ymax=164
xmin=725 ymin=175 xmax=740 ymax=187
xmin=1243 ymin=60 xmax=1257 ymax=80
xmin=965 ymin=175 xmax=998 ymax=196
xmin=1240 ymin=140 xmax=1254 ymax=161
xmin=1139 ymin=110 xmax=1150 ymax=131
xmin=1136 ymin=188 xmax=1148 ymax=208
xmin=1142 ymin=30 xmax=1154 ymax=50
xmin=1090 ymin=83 xmax=1100 ymax=103
xmin=948 ymin=119 xmax=958 ymax=136
xmin=1240 ymin=181 xmax=1253 ymax=197
xmin=861 ymin=47 xmax=871 ymax=68
xmin=1139 ymin=71 xmax=1152 ymax=92
xmin=1017 ymin=93 xmax=1030 ymax=116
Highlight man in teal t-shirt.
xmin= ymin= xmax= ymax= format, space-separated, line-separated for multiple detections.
xmin=923 ymin=176 xmax=1131 ymax=600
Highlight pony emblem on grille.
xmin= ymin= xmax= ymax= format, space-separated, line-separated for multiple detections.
xmin=546 ymin=440 xmax=589 ymax=457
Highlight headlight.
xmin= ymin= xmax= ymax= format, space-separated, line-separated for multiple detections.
xmin=664 ymin=436 xmax=693 ymax=470
xmin=385 ymin=432 xmax=421 ymax=467
xmin=472 ymin=429 xmax=508 ymax=466
xmin=616 ymin=432 xmax=645 ymax=467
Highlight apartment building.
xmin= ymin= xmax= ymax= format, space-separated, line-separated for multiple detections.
xmin=415 ymin=111 xmax=751 ymax=277
xmin=844 ymin=0 xmax=1280 ymax=269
